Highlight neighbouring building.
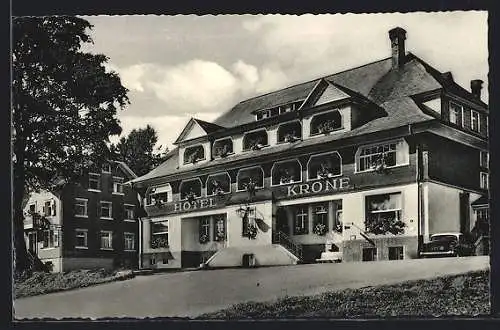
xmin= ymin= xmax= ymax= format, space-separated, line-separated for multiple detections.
xmin=23 ymin=161 xmax=141 ymax=272
xmin=130 ymin=27 xmax=489 ymax=269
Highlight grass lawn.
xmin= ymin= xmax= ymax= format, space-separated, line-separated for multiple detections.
xmin=14 ymin=269 xmax=134 ymax=299
xmin=198 ymin=270 xmax=490 ymax=319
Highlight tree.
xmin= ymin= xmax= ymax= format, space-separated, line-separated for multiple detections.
xmin=12 ymin=16 xmax=129 ymax=275
xmin=111 ymin=125 xmax=169 ymax=177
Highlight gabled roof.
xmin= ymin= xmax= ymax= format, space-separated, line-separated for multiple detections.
xmin=114 ymin=160 xmax=137 ymax=179
xmin=174 ymin=118 xmax=225 ymax=145
xmin=132 ymin=52 xmax=486 ymax=186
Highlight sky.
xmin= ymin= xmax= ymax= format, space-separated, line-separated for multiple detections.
xmin=81 ymin=12 xmax=488 ymax=150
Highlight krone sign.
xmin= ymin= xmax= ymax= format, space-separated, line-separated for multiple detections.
xmin=287 ymin=177 xmax=351 ymax=197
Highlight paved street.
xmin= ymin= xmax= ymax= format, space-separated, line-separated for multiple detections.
xmin=14 ymin=256 xmax=489 ymax=319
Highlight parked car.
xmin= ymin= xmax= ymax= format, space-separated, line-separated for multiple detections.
xmin=419 ymin=232 xmax=475 ymax=258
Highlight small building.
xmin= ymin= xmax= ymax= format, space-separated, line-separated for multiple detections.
xmin=131 ymin=27 xmax=489 ymax=269
xmin=23 ymin=161 xmax=141 ymax=272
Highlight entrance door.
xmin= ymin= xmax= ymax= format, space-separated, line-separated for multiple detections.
xmin=28 ymin=232 xmax=37 ymax=253
xmin=276 ymin=207 xmax=289 ymax=235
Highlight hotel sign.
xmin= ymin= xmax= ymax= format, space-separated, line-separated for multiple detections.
xmin=174 ymin=198 xmax=217 ymax=213
xmin=286 ymin=177 xmax=351 ymax=197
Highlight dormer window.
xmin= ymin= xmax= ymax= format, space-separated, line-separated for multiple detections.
xmin=180 ymin=179 xmax=202 ymax=200
xmin=255 ymin=101 xmax=303 ymax=121
xmin=308 ymin=152 xmax=342 ymax=180
xmin=212 ymin=138 xmax=234 ymax=158
xmin=310 ymin=110 xmax=342 ymax=135
xmin=243 ymin=130 xmax=268 ymax=151
xmin=277 ymin=121 xmax=302 ymax=143
xmin=184 ymin=145 xmax=205 ymax=165
xmin=102 ymin=163 xmax=112 ymax=173
xmin=207 ymin=172 xmax=231 ymax=196
xmin=272 ymin=160 xmax=302 ymax=185
xmin=237 ymin=167 xmax=264 ymax=191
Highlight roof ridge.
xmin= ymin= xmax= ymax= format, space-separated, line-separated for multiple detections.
xmin=235 ymin=56 xmax=392 ymax=105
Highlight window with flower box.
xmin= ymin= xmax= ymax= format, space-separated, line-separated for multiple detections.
xmin=308 ymin=152 xmax=341 ymax=180
xmin=294 ymin=205 xmax=309 ymax=235
xmin=100 ymin=230 xmax=113 ymax=250
xmin=180 ymin=179 xmax=202 ymax=200
xmin=243 ymin=130 xmax=268 ymax=151
xmin=310 ymin=110 xmax=342 ymax=135
xmin=146 ymin=185 xmax=171 ymax=206
xmin=184 ymin=145 xmax=205 ymax=164
xmin=237 ymin=166 xmax=264 ymax=191
xmin=206 ymin=173 xmax=231 ymax=196
xmin=213 ymin=215 xmax=226 ymax=242
xmin=272 ymin=160 xmax=302 ymax=185
xmin=356 ymin=140 xmax=409 ymax=173
xmin=212 ymin=138 xmax=233 ymax=158
xmin=151 ymin=221 xmax=169 ymax=249
xmin=199 ymin=217 xmax=211 ymax=244
xmin=277 ymin=121 xmax=302 ymax=143
xmin=312 ymin=203 xmax=328 ymax=236
xmin=88 ymin=173 xmax=101 ymax=191
xmin=365 ymin=193 xmax=404 ymax=235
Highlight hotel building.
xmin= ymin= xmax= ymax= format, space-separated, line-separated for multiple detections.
xmin=130 ymin=27 xmax=489 ymax=269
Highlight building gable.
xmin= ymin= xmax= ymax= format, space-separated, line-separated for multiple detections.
xmin=174 ymin=118 xmax=209 ymax=145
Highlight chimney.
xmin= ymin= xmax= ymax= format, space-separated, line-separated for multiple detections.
xmin=470 ymin=79 xmax=483 ymax=99
xmin=389 ymin=27 xmax=407 ymax=70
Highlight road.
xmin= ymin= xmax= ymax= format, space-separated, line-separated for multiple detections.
xmin=14 ymin=256 xmax=489 ymax=319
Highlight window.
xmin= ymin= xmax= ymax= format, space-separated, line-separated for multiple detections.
xmin=388 ymin=246 xmax=404 ymax=260
xmin=206 ymin=173 xmax=231 ymax=196
xmin=362 ymin=248 xmax=377 ymax=261
xmin=213 ymin=215 xmax=226 ymax=242
xmin=199 ymin=217 xmax=211 ymax=243
xmin=151 ymin=221 xmax=169 ymax=249
xmin=100 ymin=201 xmax=113 ymax=219
xmin=212 ymin=138 xmax=234 ymax=158
xmin=184 ymin=145 xmax=205 ymax=164
xmin=277 ymin=121 xmax=302 ymax=143
xmin=147 ymin=185 xmax=171 ymax=205
xmin=102 ymin=163 xmax=112 ymax=173
xmin=237 ymin=167 xmax=264 ymax=191
xmin=356 ymin=140 xmax=409 ymax=172
xmin=480 ymin=172 xmax=489 ymax=189
xmin=113 ymin=177 xmax=124 ymax=194
xmin=313 ymin=203 xmax=328 ymax=229
xmin=162 ymin=258 xmax=168 ymax=264
xmin=29 ymin=203 xmax=36 ymax=214
xmin=294 ymin=205 xmax=309 ymax=235
xmin=471 ymin=110 xmax=480 ymax=132
xmin=88 ymin=173 xmax=101 ymax=191
xmin=74 ymin=198 xmax=88 ymax=217
xmin=310 ymin=110 xmax=342 ymax=135
xmin=42 ymin=229 xmax=58 ymax=249
xmin=124 ymin=232 xmax=135 ymax=251
xmin=150 ymin=257 xmax=156 ymax=265
xmin=449 ymin=102 xmax=462 ymax=126
xmin=124 ymin=204 xmax=135 ymax=221
xmin=272 ymin=160 xmax=302 ymax=185
xmin=476 ymin=208 xmax=489 ymax=223
xmin=365 ymin=193 xmax=402 ymax=234
xmin=308 ymin=152 xmax=342 ymax=179
xmin=480 ymin=151 xmax=489 ymax=169
xmin=75 ymin=229 xmax=88 ymax=249
xmin=100 ymin=231 xmax=113 ymax=250
xmin=180 ymin=179 xmax=202 ymax=200
xmin=44 ymin=200 xmax=56 ymax=216
xmin=243 ymin=130 xmax=268 ymax=151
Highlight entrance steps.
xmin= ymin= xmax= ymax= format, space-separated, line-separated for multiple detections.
xmin=204 ymin=244 xmax=299 ymax=268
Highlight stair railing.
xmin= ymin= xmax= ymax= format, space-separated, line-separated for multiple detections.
xmin=273 ymin=230 xmax=303 ymax=260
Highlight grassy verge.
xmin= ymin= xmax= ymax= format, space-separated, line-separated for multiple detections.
xmin=199 ymin=270 xmax=490 ymax=319
xmin=14 ymin=269 xmax=135 ymax=299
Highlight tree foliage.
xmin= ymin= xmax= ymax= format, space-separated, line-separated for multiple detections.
xmin=12 ymin=16 xmax=129 ymax=274
xmin=111 ymin=125 xmax=169 ymax=177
